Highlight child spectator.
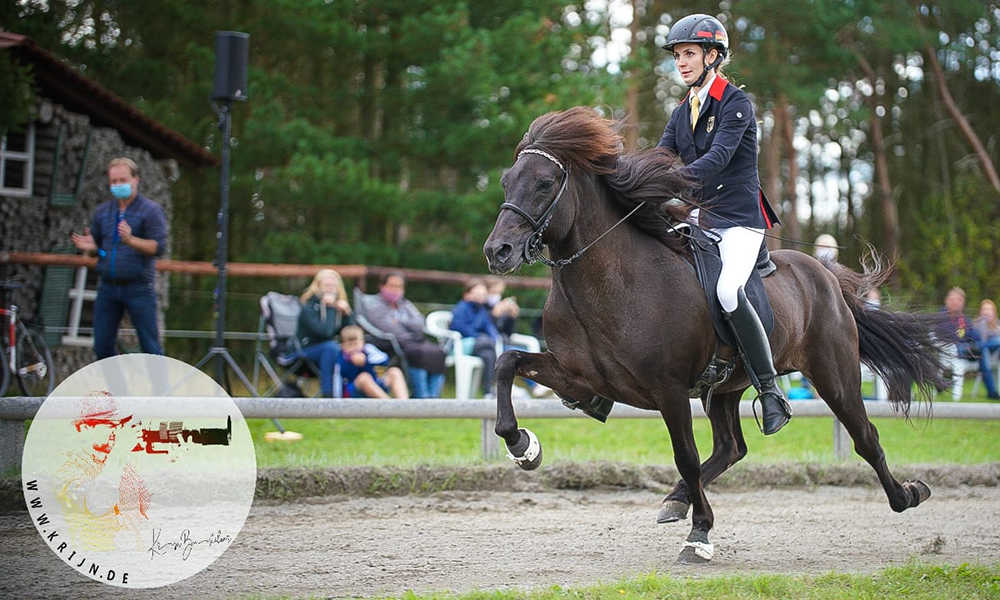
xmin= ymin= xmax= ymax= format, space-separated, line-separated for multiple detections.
xmin=450 ymin=278 xmax=499 ymax=397
xmin=338 ymin=325 xmax=408 ymax=399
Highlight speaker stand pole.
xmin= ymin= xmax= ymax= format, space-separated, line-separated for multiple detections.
xmin=195 ymin=101 xmax=287 ymax=435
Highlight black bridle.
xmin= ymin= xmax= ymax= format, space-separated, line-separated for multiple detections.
xmin=499 ymin=147 xmax=646 ymax=269
xmin=498 ymin=148 xmax=569 ymax=268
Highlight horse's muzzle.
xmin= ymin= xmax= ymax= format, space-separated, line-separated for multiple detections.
xmin=484 ymin=240 xmax=518 ymax=274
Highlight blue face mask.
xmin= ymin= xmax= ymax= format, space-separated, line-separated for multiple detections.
xmin=110 ymin=183 xmax=133 ymax=199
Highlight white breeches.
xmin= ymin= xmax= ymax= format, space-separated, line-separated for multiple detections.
xmin=713 ymin=226 xmax=765 ymax=313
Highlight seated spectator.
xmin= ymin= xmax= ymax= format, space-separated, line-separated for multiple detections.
xmin=338 ymin=326 xmax=408 ymax=399
xmin=484 ymin=275 xmax=551 ymax=398
xmin=293 ymin=269 xmax=353 ymax=397
xmin=364 ymin=272 xmax=447 ymax=398
xmin=939 ymin=287 xmax=973 ymax=358
xmin=971 ymin=300 xmax=1000 ymax=400
xmin=813 ymin=233 xmax=839 ymax=262
xmin=939 ymin=286 xmax=975 ymax=401
xmin=451 ymin=278 xmax=499 ymax=397
xmin=863 ymin=288 xmax=882 ymax=310
xmin=485 ymin=275 xmax=520 ymax=338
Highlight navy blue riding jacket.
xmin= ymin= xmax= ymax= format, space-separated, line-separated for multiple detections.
xmin=657 ymin=76 xmax=780 ymax=230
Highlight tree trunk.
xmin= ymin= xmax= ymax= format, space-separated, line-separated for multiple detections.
xmin=776 ymin=95 xmax=801 ymax=244
xmin=763 ymin=111 xmax=782 ymax=250
xmin=924 ymin=43 xmax=1000 ymax=192
xmin=932 ymin=99 xmax=958 ymax=249
xmin=840 ymin=145 xmax=854 ymax=243
xmin=806 ymin=134 xmax=816 ymax=245
xmin=623 ymin=0 xmax=642 ymax=152
xmin=855 ymin=53 xmax=899 ymax=266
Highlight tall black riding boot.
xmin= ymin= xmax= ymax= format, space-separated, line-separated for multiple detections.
xmin=725 ymin=287 xmax=792 ymax=435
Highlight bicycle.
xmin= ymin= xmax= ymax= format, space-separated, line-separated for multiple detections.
xmin=0 ymin=279 xmax=56 ymax=397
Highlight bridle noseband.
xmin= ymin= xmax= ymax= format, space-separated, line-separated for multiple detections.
xmin=498 ymin=147 xmax=646 ymax=269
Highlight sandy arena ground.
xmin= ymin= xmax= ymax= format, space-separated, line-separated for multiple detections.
xmin=2 ymin=485 xmax=999 ymax=599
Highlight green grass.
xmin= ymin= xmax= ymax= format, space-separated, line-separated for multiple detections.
xmin=239 ymin=562 xmax=1000 ymax=600
xmin=248 ymin=411 xmax=1000 ymax=468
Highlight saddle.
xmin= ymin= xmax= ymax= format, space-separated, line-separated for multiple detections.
xmin=686 ymin=225 xmax=776 ymax=348
xmin=559 ymin=223 xmax=778 ymax=423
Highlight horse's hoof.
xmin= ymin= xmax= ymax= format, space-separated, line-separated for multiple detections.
xmin=677 ymin=544 xmax=713 ymax=564
xmin=905 ymin=479 xmax=932 ymax=506
xmin=505 ymin=428 xmax=543 ymax=471
xmin=676 ymin=529 xmax=713 ymax=564
xmin=657 ymin=500 xmax=690 ymax=524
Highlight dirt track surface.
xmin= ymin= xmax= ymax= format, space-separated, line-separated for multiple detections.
xmin=3 ymin=485 xmax=999 ymax=600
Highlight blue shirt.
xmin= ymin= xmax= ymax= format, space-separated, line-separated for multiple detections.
xmin=338 ymin=344 xmax=390 ymax=390
xmin=450 ymin=300 xmax=500 ymax=340
xmin=90 ymin=194 xmax=168 ymax=284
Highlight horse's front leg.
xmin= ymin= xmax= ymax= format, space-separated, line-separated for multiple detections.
xmin=660 ymin=391 xmax=715 ymax=564
xmin=494 ymin=349 xmax=583 ymax=471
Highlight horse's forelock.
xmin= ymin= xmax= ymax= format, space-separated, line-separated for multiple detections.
xmin=514 ymin=107 xmax=700 ymax=254
xmin=517 ymin=107 xmax=622 ymax=174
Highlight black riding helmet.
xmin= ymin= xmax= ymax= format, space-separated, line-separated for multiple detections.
xmin=662 ymin=14 xmax=729 ymax=88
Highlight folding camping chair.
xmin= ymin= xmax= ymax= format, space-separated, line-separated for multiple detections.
xmin=352 ymin=287 xmax=412 ymax=379
xmin=253 ymin=291 xmax=337 ymax=397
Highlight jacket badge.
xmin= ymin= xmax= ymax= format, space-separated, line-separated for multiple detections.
xmin=706 ymin=116 xmax=715 ymax=133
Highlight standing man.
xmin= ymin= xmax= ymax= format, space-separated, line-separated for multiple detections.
xmin=71 ymin=157 xmax=167 ymax=358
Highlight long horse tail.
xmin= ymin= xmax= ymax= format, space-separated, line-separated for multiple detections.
xmin=821 ymin=254 xmax=951 ymax=414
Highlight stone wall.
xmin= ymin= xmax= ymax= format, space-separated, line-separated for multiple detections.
xmin=0 ymin=99 xmax=176 ymax=384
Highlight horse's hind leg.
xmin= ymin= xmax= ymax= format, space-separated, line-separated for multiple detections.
xmin=659 ymin=395 xmax=716 ymax=563
xmin=659 ymin=390 xmax=747 ymax=523
xmin=807 ymin=359 xmax=930 ymax=512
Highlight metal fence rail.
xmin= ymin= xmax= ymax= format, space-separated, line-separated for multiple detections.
xmin=3 ymin=398 xmax=999 ymax=471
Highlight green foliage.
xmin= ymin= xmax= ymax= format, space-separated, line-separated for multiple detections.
xmin=898 ymin=175 xmax=1000 ymax=306
xmin=9 ymin=0 xmax=1000 ymax=317
xmin=0 ymin=51 xmax=37 ymax=135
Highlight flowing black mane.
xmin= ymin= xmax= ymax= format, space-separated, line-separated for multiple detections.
xmin=517 ymin=106 xmax=701 ymax=252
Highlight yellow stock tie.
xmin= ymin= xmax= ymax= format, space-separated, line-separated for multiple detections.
xmin=690 ymin=94 xmax=700 ymax=132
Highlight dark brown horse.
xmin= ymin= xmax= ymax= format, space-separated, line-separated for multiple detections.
xmin=483 ymin=107 xmax=948 ymax=564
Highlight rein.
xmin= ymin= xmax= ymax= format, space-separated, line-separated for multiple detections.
xmin=499 ymin=148 xmax=645 ymax=269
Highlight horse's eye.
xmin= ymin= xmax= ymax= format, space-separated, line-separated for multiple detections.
xmin=536 ymin=179 xmax=554 ymax=192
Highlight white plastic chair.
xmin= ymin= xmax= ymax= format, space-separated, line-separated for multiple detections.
xmin=424 ymin=310 xmax=485 ymax=400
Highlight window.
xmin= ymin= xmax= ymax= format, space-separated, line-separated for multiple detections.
xmin=62 ymin=266 xmax=98 ymax=347
xmin=0 ymin=123 xmax=35 ymax=197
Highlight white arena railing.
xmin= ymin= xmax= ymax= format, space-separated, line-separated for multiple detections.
xmin=2 ymin=397 xmax=999 ymax=471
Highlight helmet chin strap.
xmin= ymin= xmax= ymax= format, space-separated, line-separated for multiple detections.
xmin=689 ymin=52 xmax=724 ymax=89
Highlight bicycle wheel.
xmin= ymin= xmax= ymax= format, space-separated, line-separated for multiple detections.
xmin=0 ymin=341 xmax=9 ymax=397
xmin=16 ymin=327 xmax=55 ymax=397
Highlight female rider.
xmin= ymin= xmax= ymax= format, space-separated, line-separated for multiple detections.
xmin=658 ymin=14 xmax=791 ymax=435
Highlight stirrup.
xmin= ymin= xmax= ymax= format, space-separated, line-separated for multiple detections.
xmin=750 ymin=391 xmax=792 ymax=435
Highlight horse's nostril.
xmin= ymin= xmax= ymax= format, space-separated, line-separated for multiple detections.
xmin=496 ymin=243 xmax=513 ymax=263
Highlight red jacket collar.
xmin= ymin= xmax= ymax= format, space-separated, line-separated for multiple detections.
xmin=676 ymin=76 xmax=729 ymax=105
xmin=709 ymin=75 xmax=728 ymax=101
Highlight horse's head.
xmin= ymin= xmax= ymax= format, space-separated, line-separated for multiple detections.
xmin=484 ymin=149 xmax=573 ymax=274
xmin=484 ymin=107 xmax=622 ymax=274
